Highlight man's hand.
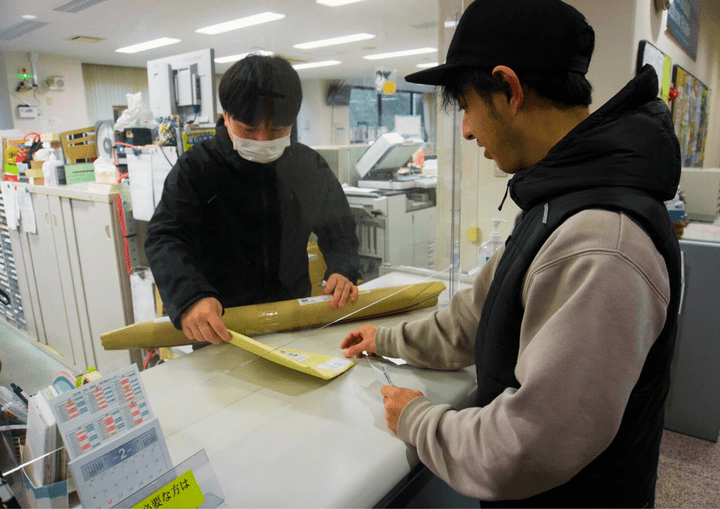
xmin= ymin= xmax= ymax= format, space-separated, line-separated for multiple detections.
xmin=180 ymin=297 xmax=231 ymax=344
xmin=340 ymin=324 xmax=378 ymax=358
xmin=381 ymin=386 xmax=425 ymax=434
xmin=323 ymin=273 xmax=359 ymax=308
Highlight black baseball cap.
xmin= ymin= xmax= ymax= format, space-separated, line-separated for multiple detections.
xmin=405 ymin=0 xmax=595 ymax=86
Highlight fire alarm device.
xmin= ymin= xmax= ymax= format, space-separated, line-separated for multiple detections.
xmin=46 ymin=75 xmax=66 ymax=90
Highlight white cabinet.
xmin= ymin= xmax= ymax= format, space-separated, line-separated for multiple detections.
xmin=11 ymin=184 xmax=139 ymax=374
xmin=70 ymin=198 xmax=137 ymax=373
xmin=26 ymin=193 xmax=80 ymax=366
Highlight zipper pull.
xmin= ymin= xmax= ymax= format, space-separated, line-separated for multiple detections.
xmin=498 ymin=180 xmax=510 ymax=211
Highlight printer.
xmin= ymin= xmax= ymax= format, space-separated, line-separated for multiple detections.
xmin=355 ymin=132 xmax=435 ymax=190
xmin=344 ymin=133 xmax=437 ymax=279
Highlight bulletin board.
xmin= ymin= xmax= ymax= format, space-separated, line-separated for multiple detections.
xmin=672 ymin=65 xmax=710 ymax=168
xmin=636 ymin=40 xmax=672 ymax=105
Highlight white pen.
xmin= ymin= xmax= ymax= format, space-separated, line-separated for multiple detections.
xmin=367 ymin=356 xmax=395 ymax=386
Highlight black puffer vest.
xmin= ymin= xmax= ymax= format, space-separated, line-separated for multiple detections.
xmin=475 ymin=66 xmax=682 ymax=507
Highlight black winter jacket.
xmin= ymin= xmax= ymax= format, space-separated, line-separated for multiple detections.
xmin=145 ymin=120 xmax=360 ymax=328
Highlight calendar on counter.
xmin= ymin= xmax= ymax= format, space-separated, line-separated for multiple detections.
xmin=51 ymin=365 xmax=173 ymax=508
xmin=69 ymin=418 xmax=172 ymax=508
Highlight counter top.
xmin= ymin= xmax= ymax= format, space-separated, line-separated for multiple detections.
xmin=681 ymin=221 xmax=720 ymax=244
xmin=140 ymin=275 xmax=476 ymax=507
xmin=17 ymin=182 xmax=118 ymax=203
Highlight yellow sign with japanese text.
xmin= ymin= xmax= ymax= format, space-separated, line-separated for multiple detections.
xmin=132 ymin=470 xmax=204 ymax=509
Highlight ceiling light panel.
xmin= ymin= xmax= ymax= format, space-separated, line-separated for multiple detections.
xmin=364 ymin=48 xmax=437 ymax=60
xmin=53 ymin=0 xmax=110 ymax=13
xmin=294 ymin=33 xmax=375 ymax=50
xmin=215 ymin=50 xmax=274 ymax=64
xmin=293 ymin=60 xmax=342 ymax=70
xmin=316 ymin=0 xmax=364 ymax=6
xmin=116 ymin=38 xmax=181 ymax=54
xmin=416 ymin=62 xmax=439 ymax=68
xmin=196 ymin=12 xmax=285 ymax=35
xmin=0 ymin=20 xmax=48 ymax=41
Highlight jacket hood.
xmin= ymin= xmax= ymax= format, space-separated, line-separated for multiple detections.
xmin=509 ymin=65 xmax=681 ymax=212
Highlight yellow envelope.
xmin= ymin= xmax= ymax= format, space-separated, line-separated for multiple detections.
xmin=228 ymin=331 xmax=355 ymax=380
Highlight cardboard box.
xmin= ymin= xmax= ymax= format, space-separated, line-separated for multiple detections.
xmin=27 ymin=167 xmax=44 ymax=178
xmin=101 ymin=281 xmax=445 ymax=350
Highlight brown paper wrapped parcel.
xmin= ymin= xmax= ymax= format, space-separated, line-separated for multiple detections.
xmin=101 ymin=282 xmax=446 ymax=350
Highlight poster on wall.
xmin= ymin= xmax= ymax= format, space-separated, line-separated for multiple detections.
xmin=666 ymin=0 xmax=700 ymax=60
xmin=636 ymin=40 xmax=672 ymax=104
xmin=672 ymin=65 xmax=710 ymax=168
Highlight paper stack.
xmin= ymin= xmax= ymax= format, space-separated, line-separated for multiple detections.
xmin=22 ymin=371 xmax=77 ymax=487
xmin=24 ymin=393 xmax=62 ymax=487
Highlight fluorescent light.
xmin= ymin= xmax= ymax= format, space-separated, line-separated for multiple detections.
xmin=445 ymin=20 xmax=458 ymax=28
xmin=196 ymin=12 xmax=285 ymax=35
xmin=293 ymin=60 xmax=342 ymax=70
xmin=416 ymin=62 xmax=439 ymax=68
xmin=115 ymin=37 xmax=180 ymax=53
xmin=364 ymin=48 xmax=437 ymax=60
xmin=294 ymin=33 xmax=375 ymax=50
xmin=316 ymin=0 xmax=364 ymax=6
xmin=215 ymin=50 xmax=274 ymax=64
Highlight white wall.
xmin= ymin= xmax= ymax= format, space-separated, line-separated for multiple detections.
xmin=3 ymin=51 xmax=90 ymax=134
xmin=297 ymin=78 xmax=349 ymax=147
xmin=568 ymin=0 xmax=639 ymax=108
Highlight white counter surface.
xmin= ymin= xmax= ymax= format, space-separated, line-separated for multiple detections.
xmin=140 ymin=276 xmax=476 ymax=508
xmin=18 ymin=182 xmax=117 ymax=203
xmin=681 ymin=221 xmax=720 ymax=243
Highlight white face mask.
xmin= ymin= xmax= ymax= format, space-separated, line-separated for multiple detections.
xmin=228 ymin=123 xmax=290 ymax=164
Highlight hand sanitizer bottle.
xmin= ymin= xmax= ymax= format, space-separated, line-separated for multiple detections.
xmin=477 ymin=218 xmax=507 ymax=270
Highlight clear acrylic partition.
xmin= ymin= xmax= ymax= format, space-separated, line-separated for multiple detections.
xmin=92 ymin=1 xmax=490 ymax=361
xmin=215 ymin=0 xmax=476 ymax=348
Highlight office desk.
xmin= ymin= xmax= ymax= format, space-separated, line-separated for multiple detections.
xmin=140 ymin=292 xmax=477 ymax=507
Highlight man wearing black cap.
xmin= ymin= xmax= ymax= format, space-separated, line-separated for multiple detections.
xmin=341 ymin=0 xmax=681 ymax=506
xmin=146 ymin=55 xmax=361 ymax=345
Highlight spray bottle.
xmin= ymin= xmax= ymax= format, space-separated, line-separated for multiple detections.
xmin=477 ymin=218 xmax=508 ymax=269
xmin=42 ymin=152 xmax=64 ymax=187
